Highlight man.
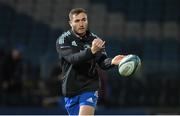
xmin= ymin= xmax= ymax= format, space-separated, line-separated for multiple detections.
xmin=56 ymin=8 xmax=124 ymax=115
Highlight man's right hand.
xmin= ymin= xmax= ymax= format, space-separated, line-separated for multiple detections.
xmin=91 ymin=38 xmax=105 ymax=54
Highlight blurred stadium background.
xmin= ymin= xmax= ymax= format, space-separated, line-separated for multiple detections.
xmin=0 ymin=0 xmax=180 ymax=115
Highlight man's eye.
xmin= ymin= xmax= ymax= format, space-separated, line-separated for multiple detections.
xmin=75 ymin=20 xmax=79 ymax=23
xmin=82 ymin=18 xmax=86 ymax=21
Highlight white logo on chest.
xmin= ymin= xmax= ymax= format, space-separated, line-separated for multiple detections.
xmin=71 ymin=41 xmax=77 ymax=46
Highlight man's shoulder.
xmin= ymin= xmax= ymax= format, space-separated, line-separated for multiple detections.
xmin=57 ymin=30 xmax=72 ymax=44
xmin=87 ymin=31 xmax=106 ymax=42
xmin=59 ymin=30 xmax=72 ymax=39
xmin=88 ymin=31 xmax=99 ymax=38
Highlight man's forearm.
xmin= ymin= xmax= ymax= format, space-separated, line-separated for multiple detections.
xmin=63 ymin=48 xmax=94 ymax=64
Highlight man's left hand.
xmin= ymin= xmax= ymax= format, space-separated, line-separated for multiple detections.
xmin=111 ymin=55 xmax=125 ymax=65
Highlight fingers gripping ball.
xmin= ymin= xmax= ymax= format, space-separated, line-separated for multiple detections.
xmin=118 ymin=54 xmax=141 ymax=77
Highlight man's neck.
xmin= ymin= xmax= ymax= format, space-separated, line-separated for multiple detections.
xmin=72 ymin=30 xmax=86 ymax=39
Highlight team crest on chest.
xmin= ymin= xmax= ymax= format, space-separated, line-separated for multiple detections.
xmin=71 ymin=41 xmax=78 ymax=46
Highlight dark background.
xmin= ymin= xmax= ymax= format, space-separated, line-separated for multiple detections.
xmin=0 ymin=0 xmax=179 ymax=114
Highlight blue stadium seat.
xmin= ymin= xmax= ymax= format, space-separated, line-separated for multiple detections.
xmin=127 ymin=0 xmax=145 ymax=21
xmin=107 ymin=0 xmax=127 ymax=12
xmin=143 ymin=39 xmax=161 ymax=75
xmin=160 ymin=38 xmax=179 ymax=77
xmin=145 ymin=0 xmax=163 ymax=21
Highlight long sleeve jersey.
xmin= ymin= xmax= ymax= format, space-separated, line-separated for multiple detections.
xmin=56 ymin=30 xmax=114 ymax=97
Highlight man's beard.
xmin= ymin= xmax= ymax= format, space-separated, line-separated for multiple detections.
xmin=73 ymin=28 xmax=86 ymax=37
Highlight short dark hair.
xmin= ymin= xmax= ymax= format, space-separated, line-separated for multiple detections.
xmin=69 ymin=8 xmax=87 ymax=20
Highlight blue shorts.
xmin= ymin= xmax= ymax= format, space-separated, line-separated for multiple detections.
xmin=64 ymin=91 xmax=98 ymax=115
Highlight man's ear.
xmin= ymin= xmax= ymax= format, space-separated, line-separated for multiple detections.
xmin=69 ymin=20 xmax=72 ymax=27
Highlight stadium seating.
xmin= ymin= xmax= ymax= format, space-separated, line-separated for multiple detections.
xmin=0 ymin=0 xmax=180 ymax=109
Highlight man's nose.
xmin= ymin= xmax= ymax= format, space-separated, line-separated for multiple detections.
xmin=79 ymin=21 xmax=83 ymax=26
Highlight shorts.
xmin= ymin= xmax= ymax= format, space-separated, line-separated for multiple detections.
xmin=64 ymin=91 xmax=98 ymax=115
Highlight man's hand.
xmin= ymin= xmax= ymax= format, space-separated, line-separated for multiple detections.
xmin=91 ymin=38 xmax=105 ymax=54
xmin=111 ymin=55 xmax=125 ymax=65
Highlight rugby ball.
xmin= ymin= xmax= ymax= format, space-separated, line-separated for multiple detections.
xmin=118 ymin=54 xmax=141 ymax=77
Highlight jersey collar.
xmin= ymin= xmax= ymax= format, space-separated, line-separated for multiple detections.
xmin=70 ymin=29 xmax=90 ymax=42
